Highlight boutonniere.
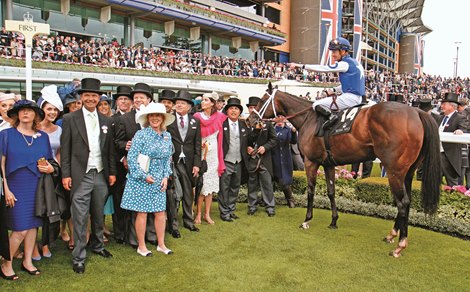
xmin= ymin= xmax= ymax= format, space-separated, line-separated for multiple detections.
xmin=224 ymin=127 xmax=228 ymax=131
xmin=241 ymin=128 xmax=245 ymax=133
xmin=101 ymin=125 xmax=108 ymax=134
xmin=32 ymin=132 xmax=41 ymax=139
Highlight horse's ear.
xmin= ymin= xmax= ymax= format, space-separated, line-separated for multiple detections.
xmin=267 ymin=82 xmax=273 ymax=94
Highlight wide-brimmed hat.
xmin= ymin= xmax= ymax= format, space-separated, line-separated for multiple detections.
xmin=174 ymin=89 xmax=194 ymax=106
xmin=7 ymin=99 xmax=45 ymax=120
xmin=441 ymin=92 xmax=461 ymax=105
xmin=113 ymin=85 xmax=133 ymax=100
xmin=224 ymin=97 xmax=243 ymax=113
xmin=202 ymin=92 xmax=217 ymax=103
xmin=246 ymin=96 xmax=261 ymax=107
xmin=0 ymin=92 xmax=16 ymax=103
xmin=159 ymin=89 xmax=175 ymax=103
xmin=135 ymin=102 xmax=175 ymax=127
xmin=39 ymin=85 xmax=63 ymax=112
xmin=418 ymin=99 xmax=433 ymax=112
xmin=131 ymin=83 xmax=153 ymax=100
xmin=76 ymin=78 xmax=104 ymax=95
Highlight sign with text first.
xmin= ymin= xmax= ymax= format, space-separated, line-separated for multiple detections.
xmin=5 ymin=20 xmax=50 ymax=46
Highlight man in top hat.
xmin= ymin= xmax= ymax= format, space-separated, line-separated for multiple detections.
xmin=218 ymin=97 xmax=249 ymax=222
xmin=159 ymin=89 xmax=175 ymax=114
xmin=115 ymin=82 xmax=157 ymax=247
xmin=110 ymin=85 xmax=133 ymax=245
xmin=60 ymin=78 xmax=117 ymax=273
xmin=434 ymin=92 xmax=467 ymax=186
xmin=245 ymin=96 xmax=278 ymax=217
xmin=215 ymin=94 xmax=225 ymax=112
xmin=113 ymin=85 xmax=133 ymax=116
xmin=457 ymin=98 xmax=470 ymax=187
xmin=166 ymin=89 xmax=202 ymax=234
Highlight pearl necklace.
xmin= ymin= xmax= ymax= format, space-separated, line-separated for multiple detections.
xmin=21 ymin=133 xmax=34 ymax=146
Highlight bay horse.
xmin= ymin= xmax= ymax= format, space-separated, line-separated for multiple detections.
xmin=247 ymin=84 xmax=441 ymax=257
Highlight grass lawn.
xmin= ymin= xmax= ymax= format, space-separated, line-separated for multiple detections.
xmin=1 ymin=204 xmax=469 ymax=291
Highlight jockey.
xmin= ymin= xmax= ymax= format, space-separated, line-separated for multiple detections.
xmin=289 ymin=37 xmax=365 ymax=128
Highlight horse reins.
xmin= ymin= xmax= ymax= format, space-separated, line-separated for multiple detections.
xmin=255 ymin=89 xmax=313 ymax=123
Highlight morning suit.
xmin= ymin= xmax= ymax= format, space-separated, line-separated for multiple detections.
xmin=434 ymin=111 xmax=467 ymax=186
xmin=60 ymin=108 xmax=117 ymax=265
xmin=110 ymin=111 xmax=127 ymax=242
xmin=246 ymin=122 xmax=278 ymax=214
xmin=219 ymin=118 xmax=249 ymax=220
xmin=167 ymin=113 xmax=201 ymax=229
xmin=115 ymin=109 xmax=156 ymax=245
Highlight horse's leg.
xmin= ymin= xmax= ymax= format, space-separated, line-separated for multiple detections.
xmin=324 ymin=166 xmax=338 ymax=229
xmin=300 ymin=160 xmax=320 ymax=229
xmin=387 ymin=172 xmax=411 ymax=258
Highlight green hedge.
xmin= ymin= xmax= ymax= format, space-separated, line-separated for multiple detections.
xmin=236 ymin=172 xmax=470 ymax=238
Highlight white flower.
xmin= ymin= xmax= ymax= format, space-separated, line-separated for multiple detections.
xmin=102 ymin=125 xmax=108 ymax=134
xmin=32 ymin=132 xmax=41 ymax=139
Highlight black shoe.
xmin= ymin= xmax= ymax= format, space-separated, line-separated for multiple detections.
xmin=114 ymin=238 xmax=125 ymax=245
xmin=147 ymin=240 xmax=157 ymax=246
xmin=184 ymin=225 xmax=200 ymax=232
xmin=93 ymin=249 xmax=113 ymax=258
xmin=73 ymin=263 xmax=85 ymax=274
xmin=171 ymin=230 xmax=181 ymax=238
xmin=247 ymin=209 xmax=257 ymax=216
xmin=323 ymin=115 xmax=339 ymax=130
xmin=129 ymin=244 xmax=138 ymax=249
xmin=230 ymin=213 xmax=239 ymax=220
xmin=21 ymin=264 xmax=40 ymax=276
xmin=221 ymin=217 xmax=233 ymax=222
xmin=267 ymin=211 xmax=275 ymax=217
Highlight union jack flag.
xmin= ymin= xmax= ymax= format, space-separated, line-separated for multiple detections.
xmin=353 ymin=0 xmax=363 ymax=61
xmin=414 ymin=34 xmax=424 ymax=75
xmin=321 ymin=0 xmax=343 ymax=65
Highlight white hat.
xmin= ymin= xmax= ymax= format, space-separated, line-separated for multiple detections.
xmin=136 ymin=102 xmax=175 ymax=128
xmin=40 ymin=85 xmax=63 ymax=111
xmin=0 ymin=92 xmax=16 ymax=103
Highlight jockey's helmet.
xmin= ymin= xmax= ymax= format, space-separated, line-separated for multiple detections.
xmin=328 ymin=37 xmax=351 ymax=51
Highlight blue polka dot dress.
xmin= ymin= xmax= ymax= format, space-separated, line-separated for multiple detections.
xmin=121 ymin=127 xmax=173 ymax=213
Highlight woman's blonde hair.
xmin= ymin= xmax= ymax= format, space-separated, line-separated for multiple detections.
xmin=143 ymin=113 xmax=167 ymax=130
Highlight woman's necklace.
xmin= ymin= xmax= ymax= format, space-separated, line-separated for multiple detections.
xmin=21 ymin=132 xmax=34 ymax=147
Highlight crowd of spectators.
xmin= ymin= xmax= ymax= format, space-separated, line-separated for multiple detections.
xmin=0 ymin=29 xmax=469 ymax=104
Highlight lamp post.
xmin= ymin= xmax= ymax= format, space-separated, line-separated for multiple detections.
xmin=454 ymin=41 xmax=462 ymax=78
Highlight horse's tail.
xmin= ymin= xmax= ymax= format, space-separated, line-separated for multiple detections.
xmin=418 ymin=111 xmax=441 ymax=214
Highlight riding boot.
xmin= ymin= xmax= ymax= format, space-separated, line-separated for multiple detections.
xmin=323 ymin=114 xmax=339 ymax=130
xmin=282 ymin=185 xmax=295 ymax=208
xmin=315 ymin=105 xmax=332 ymax=118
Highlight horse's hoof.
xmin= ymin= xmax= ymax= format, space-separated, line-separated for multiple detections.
xmin=328 ymin=225 xmax=337 ymax=229
xmin=389 ymin=250 xmax=402 ymax=258
xmin=299 ymin=222 xmax=310 ymax=229
xmin=383 ymin=237 xmax=395 ymax=244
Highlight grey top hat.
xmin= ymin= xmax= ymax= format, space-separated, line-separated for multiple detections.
xmin=76 ymin=78 xmax=104 ymax=95
xmin=113 ymin=85 xmax=133 ymax=100
xmin=159 ymin=89 xmax=176 ymax=103
xmin=131 ymin=83 xmax=153 ymax=100
xmin=174 ymin=89 xmax=194 ymax=106
xmin=246 ymin=96 xmax=261 ymax=107
xmin=224 ymin=97 xmax=243 ymax=113
xmin=441 ymin=92 xmax=461 ymax=105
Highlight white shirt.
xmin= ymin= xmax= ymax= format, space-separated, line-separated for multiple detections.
xmin=82 ymin=107 xmax=103 ymax=172
xmin=439 ymin=111 xmax=456 ymax=152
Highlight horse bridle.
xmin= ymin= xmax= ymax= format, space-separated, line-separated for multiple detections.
xmin=253 ymin=89 xmax=313 ymax=122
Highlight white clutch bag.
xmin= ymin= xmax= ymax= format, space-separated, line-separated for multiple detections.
xmin=137 ymin=153 xmax=150 ymax=172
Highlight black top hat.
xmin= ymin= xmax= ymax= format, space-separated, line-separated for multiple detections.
xmin=441 ymin=92 xmax=461 ymax=105
xmin=131 ymin=83 xmax=153 ymax=100
xmin=159 ymin=89 xmax=175 ymax=103
xmin=7 ymin=99 xmax=45 ymax=120
xmin=411 ymin=99 xmax=420 ymax=107
xmin=246 ymin=96 xmax=260 ymax=107
xmin=174 ymin=89 xmax=194 ymax=106
xmin=418 ymin=98 xmax=433 ymax=112
xmin=224 ymin=97 xmax=243 ymax=113
xmin=76 ymin=78 xmax=103 ymax=95
xmin=113 ymin=85 xmax=133 ymax=100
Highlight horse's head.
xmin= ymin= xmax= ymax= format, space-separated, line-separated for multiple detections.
xmin=246 ymin=82 xmax=285 ymax=128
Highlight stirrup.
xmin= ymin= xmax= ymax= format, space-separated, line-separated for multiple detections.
xmin=322 ymin=115 xmax=338 ymax=130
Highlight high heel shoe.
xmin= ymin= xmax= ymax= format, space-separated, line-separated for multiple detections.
xmin=137 ymin=248 xmax=152 ymax=257
xmin=21 ymin=264 xmax=40 ymax=276
xmin=156 ymin=246 xmax=173 ymax=255
xmin=0 ymin=267 xmax=19 ymax=280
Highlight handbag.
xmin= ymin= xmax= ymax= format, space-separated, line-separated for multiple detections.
xmin=200 ymin=142 xmax=208 ymax=174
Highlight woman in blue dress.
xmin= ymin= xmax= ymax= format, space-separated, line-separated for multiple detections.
xmin=1 ymin=100 xmax=54 ymax=280
xmin=121 ymin=103 xmax=175 ymax=257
